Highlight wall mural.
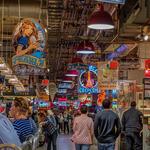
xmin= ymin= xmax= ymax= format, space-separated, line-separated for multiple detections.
xmin=12 ymin=18 xmax=47 ymax=75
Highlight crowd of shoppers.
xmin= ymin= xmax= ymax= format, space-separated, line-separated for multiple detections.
xmin=72 ymin=99 xmax=143 ymax=150
xmin=0 ymin=97 xmax=144 ymax=150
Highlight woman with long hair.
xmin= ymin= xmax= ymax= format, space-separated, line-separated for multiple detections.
xmin=13 ymin=20 xmax=38 ymax=56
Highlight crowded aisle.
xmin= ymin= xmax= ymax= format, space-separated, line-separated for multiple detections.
xmin=37 ymin=135 xmax=75 ymax=150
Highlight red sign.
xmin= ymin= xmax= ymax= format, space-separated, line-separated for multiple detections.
xmin=110 ymin=61 xmax=119 ymax=70
xmin=145 ymin=59 xmax=150 ymax=77
xmin=58 ymin=98 xmax=67 ymax=101
xmin=42 ymin=79 xmax=49 ymax=86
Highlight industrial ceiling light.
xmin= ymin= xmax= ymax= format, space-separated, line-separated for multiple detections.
xmin=65 ymin=69 xmax=78 ymax=77
xmin=62 ymin=77 xmax=73 ymax=83
xmin=76 ymin=40 xmax=95 ymax=54
xmin=136 ymin=33 xmax=149 ymax=41
xmin=144 ymin=35 xmax=149 ymax=41
xmin=88 ymin=4 xmax=114 ymax=30
xmin=71 ymin=57 xmax=83 ymax=64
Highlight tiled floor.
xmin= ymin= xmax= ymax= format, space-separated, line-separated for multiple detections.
xmin=37 ymin=134 xmax=75 ymax=150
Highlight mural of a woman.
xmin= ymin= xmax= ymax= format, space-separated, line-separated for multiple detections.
xmin=13 ymin=19 xmax=45 ymax=59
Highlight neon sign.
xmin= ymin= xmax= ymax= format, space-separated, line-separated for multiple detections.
xmin=78 ymin=65 xmax=99 ymax=93
xmin=145 ymin=59 xmax=150 ymax=78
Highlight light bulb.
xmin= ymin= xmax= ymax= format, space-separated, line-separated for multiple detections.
xmin=144 ymin=35 xmax=149 ymax=41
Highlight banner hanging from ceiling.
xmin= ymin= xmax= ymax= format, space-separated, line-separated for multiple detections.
xmin=12 ymin=18 xmax=47 ymax=75
xmin=78 ymin=65 xmax=99 ymax=93
xmin=97 ymin=61 xmax=118 ymax=90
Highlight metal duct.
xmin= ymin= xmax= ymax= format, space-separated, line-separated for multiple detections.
xmin=0 ymin=0 xmax=47 ymax=19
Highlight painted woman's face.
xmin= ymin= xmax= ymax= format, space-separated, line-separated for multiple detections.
xmin=24 ymin=25 xmax=33 ymax=37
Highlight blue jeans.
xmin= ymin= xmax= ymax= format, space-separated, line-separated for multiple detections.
xmin=98 ymin=143 xmax=115 ymax=150
xmin=75 ymin=144 xmax=90 ymax=150
xmin=47 ymin=131 xmax=58 ymax=150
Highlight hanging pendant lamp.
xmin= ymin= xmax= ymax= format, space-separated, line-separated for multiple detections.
xmin=62 ymin=77 xmax=73 ymax=83
xmin=65 ymin=69 xmax=78 ymax=77
xmin=71 ymin=57 xmax=83 ymax=64
xmin=76 ymin=40 xmax=95 ymax=54
xmin=88 ymin=4 xmax=114 ymax=30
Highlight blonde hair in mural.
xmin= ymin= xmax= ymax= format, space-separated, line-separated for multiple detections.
xmin=13 ymin=19 xmax=38 ymax=51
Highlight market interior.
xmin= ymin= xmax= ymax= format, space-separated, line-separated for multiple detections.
xmin=0 ymin=0 xmax=150 ymax=150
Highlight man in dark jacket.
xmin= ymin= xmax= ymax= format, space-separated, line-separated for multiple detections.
xmin=94 ymin=99 xmax=121 ymax=150
xmin=122 ymin=101 xmax=143 ymax=150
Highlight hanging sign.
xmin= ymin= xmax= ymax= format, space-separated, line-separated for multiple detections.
xmin=97 ymin=62 xmax=118 ymax=90
xmin=12 ymin=18 xmax=47 ymax=75
xmin=97 ymin=0 xmax=126 ymax=4
xmin=49 ymin=82 xmax=57 ymax=101
xmin=145 ymin=59 xmax=150 ymax=78
xmin=78 ymin=65 xmax=99 ymax=93
xmin=97 ymin=91 xmax=106 ymax=106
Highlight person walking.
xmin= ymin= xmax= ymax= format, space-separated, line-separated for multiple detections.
xmin=71 ymin=105 xmax=94 ymax=150
xmin=58 ymin=113 xmax=64 ymax=133
xmin=38 ymin=111 xmax=58 ymax=150
xmin=47 ymin=110 xmax=58 ymax=150
xmin=122 ymin=101 xmax=143 ymax=150
xmin=94 ymin=99 xmax=121 ymax=150
xmin=63 ymin=112 xmax=69 ymax=134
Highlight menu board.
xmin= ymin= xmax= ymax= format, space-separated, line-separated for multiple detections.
xmin=143 ymin=78 xmax=150 ymax=99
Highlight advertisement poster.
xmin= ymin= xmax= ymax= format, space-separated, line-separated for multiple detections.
xmin=97 ymin=62 xmax=118 ymax=90
xmin=12 ymin=18 xmax=47 ymax=75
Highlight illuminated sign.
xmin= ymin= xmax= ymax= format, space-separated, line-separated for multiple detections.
xmin=12 ymin=55 xmax=46 ymax=68
xmin=39 ymin=101 xmax=50 ymax=107
xmin=58 ymin=83 xmax=72 ymax=89
xmin=78 ymin=65 xmax=99 ymax=93
xmin=98 ymin=0 xmax=126 ymax=4
xmin=107 ymin=44 xmax=128 ymax=60
xmin=58 ymin=97 xmax=67 ymax=101
xmin=57 ymin=89 xmax=67 ymax=94
xmin=145 ymin=59 xmax=150 ymax=78
xmin=12 ymin=18 xmax=47 ymax=75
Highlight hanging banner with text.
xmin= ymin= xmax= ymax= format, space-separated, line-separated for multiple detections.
xmin=12 ymin=18 xmax=47 ymax=75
